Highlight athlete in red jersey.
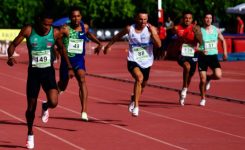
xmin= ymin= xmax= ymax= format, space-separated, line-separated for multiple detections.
xmin=174 ymin=11 xmax=202 ymax=106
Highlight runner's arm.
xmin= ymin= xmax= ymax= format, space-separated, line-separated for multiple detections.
xmin=84 ymin=24 xmax=103 ymax=55
xmin=7 ymin=25 xmax=30 ymax=66
xmin=103 ymin=26 xmax=129 ymax=54
xmin=217 ymin=29 xmax=227 ymax=61
xmin=147 ymin=23 xmax=161 ymax=48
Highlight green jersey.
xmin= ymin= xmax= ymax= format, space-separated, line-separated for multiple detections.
xmin=27 ymin=26 xmax=55 ymax=68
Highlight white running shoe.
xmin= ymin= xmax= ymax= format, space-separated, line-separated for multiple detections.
xmin=179 ymin=98 xmax=185 ymax=106
xmin=206 ymin=80 xmax=211 ymax=91
xmin=81 ymin=112 xmax=88 ymax=121
xmin=128 ymin=101 xmax=135 ymax=113
xmin=132 ymin=107 xmax=139 ymax=117
xmin=128 ymin=95 xmax=135 ymax=113
xmin=26 ymin=135 xmax=34 ymax=149
xmin=41 ymin=101 xmax=49 ymax=123
xmin=200 ymin=99 xmax=206 ymax=106
xmin=180 ymin=88 xmax=187 ymax=99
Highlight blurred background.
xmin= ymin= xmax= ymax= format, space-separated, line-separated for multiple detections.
xmin=0 ymin=0 xmax=245 ymax=60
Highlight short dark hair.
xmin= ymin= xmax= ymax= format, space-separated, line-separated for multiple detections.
xmin=204 ymin=11 xmax=213 ymax=18
xmin=182 ymin=10 xmax=193 ymax=17
xmin=69 ymin=6 xmax=81 ymax=17
xmin=35 ymin=11 xmax=53 ymax=23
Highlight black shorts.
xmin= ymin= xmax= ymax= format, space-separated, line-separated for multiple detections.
xmin=27 ymin=67 xmax=57 ymax=98
xmin=198 ymin=54 xmax=221 ymax=72
xmin=177 ymin=53 xmax=198 ymax=77
xmin=127 ymin=61 xmax=151 ymax=81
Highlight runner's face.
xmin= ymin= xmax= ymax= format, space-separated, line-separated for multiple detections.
xmin=70 ymin=10 xmax=82 ymax=27
xmin=183 ymin=14 xmax=193 ymax=26
xmin=136 ymin=13 xmax=148 ymax=28
xmin=40 ymin=18 xmax=53 ymax=33
xmin=204 ymin=14 xmax=212 ymax=26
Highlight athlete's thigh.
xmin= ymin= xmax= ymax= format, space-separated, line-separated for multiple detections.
xmin=132 ymin=67 xmax=144 ymax=81
xmin=41 ymin=67 xmax=57 ymax=92
xmin=27 ymin=68 xmax=41 ymax=99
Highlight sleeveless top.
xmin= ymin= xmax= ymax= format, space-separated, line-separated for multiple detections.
xmin=27 ymin=26 xmax=55 ymax=68
xmin=63 ymin=22 xmax=86 ymax=61
xmin=127 ymin=24 xmax=153 ymax=68
xmin=200 ymin=25 xmax=218 ymax=55
xmin=176 ymin=24 xmax=198 ymax=57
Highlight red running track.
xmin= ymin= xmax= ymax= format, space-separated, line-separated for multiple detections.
xmin=0 ymin=42 xmax=244 ymax=150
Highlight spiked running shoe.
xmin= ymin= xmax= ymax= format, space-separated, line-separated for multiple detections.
xmin=26 ymin=135 xmax=34 ymax=149
xmin=41 ymin=101 xmax=49 ymax=123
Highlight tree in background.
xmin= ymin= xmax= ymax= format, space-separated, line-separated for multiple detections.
xmin=0 ymin=0 xmax=244 ymax=33
xmin=0 ymin=0 xmax=43 ymax=28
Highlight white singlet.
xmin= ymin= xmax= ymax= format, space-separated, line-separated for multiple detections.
xmin=127 ymin=24 xmax=153 ymax=68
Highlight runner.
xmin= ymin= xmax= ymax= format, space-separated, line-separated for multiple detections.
xmin=198 ymin=12 xmax=227 ymax=106
xmin=57 ymin=6 xmax=103 ymax=121
xmin=103 ymin=9 xmax=161 ymax=117
xmin=7 ymin=12 xmax=74 ymax=149
xmin=174 ymin=11 xmax=203 ymax=106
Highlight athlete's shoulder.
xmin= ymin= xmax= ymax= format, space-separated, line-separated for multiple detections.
xmin=19 ymin=24 xmax=32 ymax=37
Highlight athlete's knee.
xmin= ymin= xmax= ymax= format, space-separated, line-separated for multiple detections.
xmin=200 ymin=76 xmax=206 ymax=84
xmin=214 ymin=69 xmax=222 ymax=80
xmin=215 ymin=72 xmax=222 ymax=80
xmin=58 ymin=80 xmax=68 ymax=91
xmin=135 ymin=75 xmax=144 ymax=85
xmin=48 ymin=99 xmax=58 ymax=108
xmin=183 ymin=63 xmax=191 ymax=72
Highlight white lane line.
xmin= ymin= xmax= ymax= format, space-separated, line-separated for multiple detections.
xmin=88 ymin=95 xmax=245 ymax=140
xmin=58 ymin=105 xmax=187 ymax=150
xmin=1 ymin=70 xmax=244 ymax=119
xmin=86 ymin=82 xmax=245 ymax=119
xmin=0 ymin=86 xmax=85 ymax=150
xmin=0 ymin=85 xmax=187 ymax=150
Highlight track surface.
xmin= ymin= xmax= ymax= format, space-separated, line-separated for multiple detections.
xmin=0 ymin=42 xmax=244 ymax=150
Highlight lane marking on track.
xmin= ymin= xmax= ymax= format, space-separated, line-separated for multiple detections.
xmin=86 ymin=82 xmax=245 ymax=119
xmin=89 ymin=96 xmax=245 ymax=140
xmin=1 ymin=70 xmax=245 ymax=147
xmin=87 ymin=73 xmax=245 ymax=104
xmin=0 ymin=86 xmax=86 ymax=150
xmin=0 ymin=85 xmax=186 ymax=150
xmin=58 ymin=105 xmax=187 ymax=150
xmin=65 ymin=89 xmax=245 ymax=140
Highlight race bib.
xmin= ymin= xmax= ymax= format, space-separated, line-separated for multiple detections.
xmin=205 ymin=40 xmax=217 ymax=50
xmin=132 ymin=46 xmax=149 ymax=61
xmin=68 ymin=38 xmax=84 ymax=54
xmin=181 ymin=44 xmax=195 ymax=57
xmin=32 ymin=50 xmax=51 ymax=68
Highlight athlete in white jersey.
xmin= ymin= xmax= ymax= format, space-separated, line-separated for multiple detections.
xmin=104 ymin=10 xmax=161 ymax=117
xmin=127 ymin=24 xmax=154 ymax=68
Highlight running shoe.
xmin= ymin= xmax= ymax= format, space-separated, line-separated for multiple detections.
xmin=200 ymin=99 xmax=206 ymax=106
xmin=132 ymin=107 xmax=139 ymax=117
xmin=26 ymin=135 xmax=34 ymax=149
xmin=81 ymin=112 xmax=88 ymax=121
xmin=41 ymin=101 xmax=49 ymax=123
xmin=206 ymin=80 xmax=211 ymax=91
xmin=179 ymin=88 xmax=187 ymax=106
xmin=128 ymin=95 xmax=135 ymax=113
xmin=179 ymin=98 xmax=185 ymax=106
xmin=180 ymin=88 xmax=187 ymax=99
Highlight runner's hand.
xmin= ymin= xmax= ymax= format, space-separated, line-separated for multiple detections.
xmin=7 ymin=57 xmax=17 ymax=66
xmin=223 ymin=54 xmax=228 ymax=61
xmin=68 ymin=69 xmax=74 ymax=79
xmin=146 ymin=23 xmax=158 ymax=35
xmin=103 ymin=45 xmax=111 ymax=55
xmin=94 ymin=44 xmax=103 ymax=55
